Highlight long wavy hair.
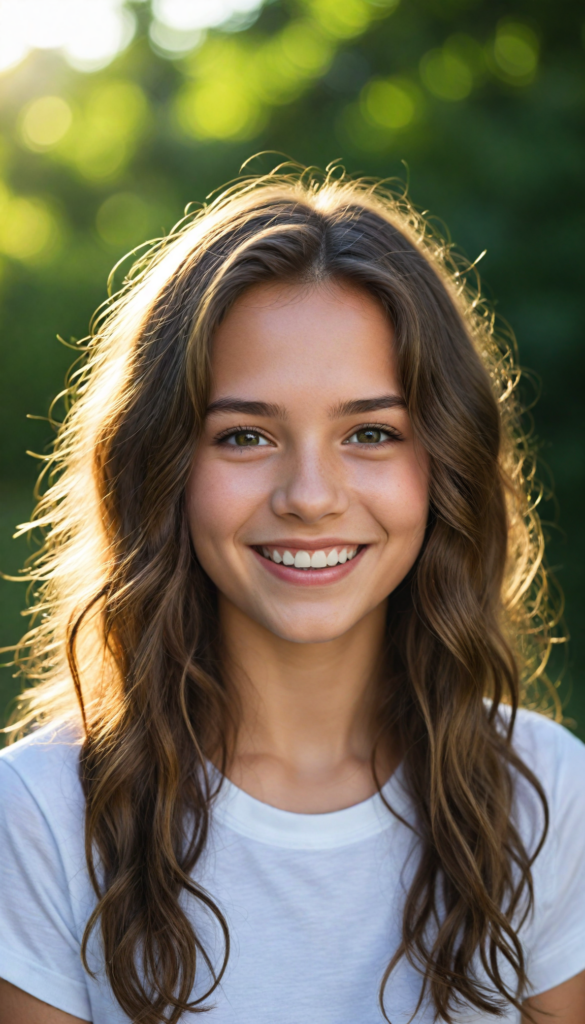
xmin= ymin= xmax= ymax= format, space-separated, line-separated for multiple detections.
xmin=7 ymin=168 xmax=563 ymax=1023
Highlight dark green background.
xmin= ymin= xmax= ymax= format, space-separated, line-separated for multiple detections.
xmin=1 ymin=0 xmax=583 ymax=738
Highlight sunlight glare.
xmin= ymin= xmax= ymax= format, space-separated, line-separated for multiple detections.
xmin=0 ymin=0 xmax=135 ymax=74
xmin=0 ymin=0 xmax=265 ymax=73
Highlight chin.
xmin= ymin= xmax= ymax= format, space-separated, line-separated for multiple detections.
xmin=260 ymin=610 xmax=358 ymax=646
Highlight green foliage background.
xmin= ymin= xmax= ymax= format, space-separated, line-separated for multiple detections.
xmin=1 ymin=0 xmax=583 ymax=736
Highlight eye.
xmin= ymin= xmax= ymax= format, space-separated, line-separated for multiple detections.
xmin=345 ymin=426 xmax=397 ymax=445
xmin=222 ymin=430 xmax=272 ymax=447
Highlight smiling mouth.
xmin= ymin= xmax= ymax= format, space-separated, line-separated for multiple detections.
xmin=254 ymin=544 xmax=363 ymax=570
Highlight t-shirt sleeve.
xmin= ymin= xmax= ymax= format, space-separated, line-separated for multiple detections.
xmin=0 ymin=759 xmax=92 ymax=1020
xmin=525 ymin=720 xmax=585 ymax=995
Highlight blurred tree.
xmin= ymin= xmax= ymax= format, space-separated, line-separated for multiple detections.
xmin=1 ymin=0 xmax=583 ymax=734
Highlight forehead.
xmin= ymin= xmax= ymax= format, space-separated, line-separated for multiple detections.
xmin=209 ymin=280 xmax=397 ymax=398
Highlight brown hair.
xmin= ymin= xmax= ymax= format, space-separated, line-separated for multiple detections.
xmin=8 ymin=168 xmax=562 ymax=1023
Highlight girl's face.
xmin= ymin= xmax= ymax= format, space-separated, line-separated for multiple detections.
xmin=187 ymin=280 xmax=429 ymax=644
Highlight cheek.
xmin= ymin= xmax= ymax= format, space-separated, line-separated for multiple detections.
xmin=395 ymin=458 xmax=430 ymax=534
xmin=185 ymin=456 xmax=264 ymax=551
xmin=351 ymin=449 xmax=430 ymax=541
xmin=186 ymin=459 xmax=231 ymax=550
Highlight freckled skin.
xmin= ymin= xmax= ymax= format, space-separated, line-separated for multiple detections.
xmin=187 ymin=280 xmax=430 ymax=645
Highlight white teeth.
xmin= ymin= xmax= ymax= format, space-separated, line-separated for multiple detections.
xmin=310 ymin=550 xmax=327 ymax=568
xmin=294 ymin=551 xmax=311 ymax=569
xmin=261 ymin=546 xmax=360 ymax=568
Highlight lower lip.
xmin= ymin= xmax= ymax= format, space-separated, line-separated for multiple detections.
xmin=251 ymin=546 xmax=367 ymax=586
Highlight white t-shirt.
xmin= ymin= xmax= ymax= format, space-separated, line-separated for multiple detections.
xmin=0 ymin=709 xmax=584 ymax=1023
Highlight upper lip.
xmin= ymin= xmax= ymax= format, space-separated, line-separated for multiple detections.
xmin=251 ymin=539 xmax=367 ymax=550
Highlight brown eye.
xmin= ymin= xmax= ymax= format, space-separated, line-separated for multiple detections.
xmin=235 ymin=431 xmax=260 ymax=446
xmin=355 ymin=428 xmax=383 ymax=444
xmin=344 ymin=426 xmax=399 ymax=446
xmin=223 ymin=430 xmax=270 ymax=447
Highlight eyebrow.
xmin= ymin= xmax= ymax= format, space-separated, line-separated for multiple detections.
xmin=206 ymin=398 xmax=286 ymax=418
xmin=206 ymin=394 xmax=407 ymax=419
xmin=329 ymin=395 xmax=407 ymax=417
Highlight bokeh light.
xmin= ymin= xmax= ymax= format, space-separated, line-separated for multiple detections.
xmin=19 ymin=96 xmax=73 ymax=150
xmin=420 ymin=48 xmax=473 ymax=102
xmin=0 ymin=186 xmax=59 ymax=262
xmin=152 ymin=0 xmax=262 ymax=33
xmin=96 ymin=192 xmax=150 ymax=247
xmin=492 ymin=21 xmax=539 ymax=85
xmin=361 ymin=78 xmax=419 ymax=129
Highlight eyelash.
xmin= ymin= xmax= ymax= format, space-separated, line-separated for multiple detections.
xmin=214 ymin=423 xmax=403 ymax=448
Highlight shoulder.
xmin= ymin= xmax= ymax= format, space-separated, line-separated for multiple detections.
xmin=504 ymin=711 xmax=585 ymax=991
xmin=507 ymin=706 xmax=585 ymax=803
xmin=0 ymin=719 xmax=84 ymax=833
xmin=503 ymin=707 xmax=585 ymax=886
xmin=0 ymin=723 xmax=95 ymax=1020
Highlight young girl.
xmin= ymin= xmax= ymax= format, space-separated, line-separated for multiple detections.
xmin=0 ymin=171 xmax=583 ymax=1024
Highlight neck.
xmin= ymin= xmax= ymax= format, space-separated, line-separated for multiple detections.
xmin=218 ymin=597 xmax=395 ymax=812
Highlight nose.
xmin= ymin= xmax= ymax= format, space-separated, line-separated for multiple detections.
xmin=270 ymin=445 xmax=349 ymax=523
